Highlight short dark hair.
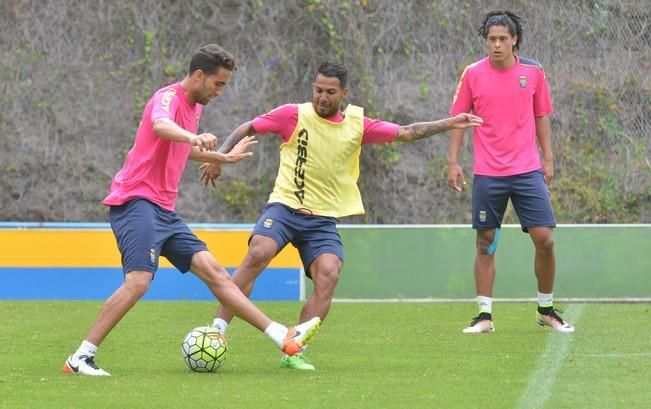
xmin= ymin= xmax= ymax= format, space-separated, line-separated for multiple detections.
xmin=315 ymin=61 xmax=348 ymax=88
xmin=189 ymin=44 xmax=236 ymax=75
xmin=478 ymin=11 xmax=523 ymax=51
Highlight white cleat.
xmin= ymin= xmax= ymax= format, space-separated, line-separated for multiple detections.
xmin=537 ymin=309 xmax=575 ymax=333
xmin=462 ymin=313 xmax=495 ymax=334
xmin=63 ymin=355 xmax=111 ymax=376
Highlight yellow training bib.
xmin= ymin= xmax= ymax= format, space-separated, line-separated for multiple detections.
xmin=268 ymin=103 xmax=365 ymax=217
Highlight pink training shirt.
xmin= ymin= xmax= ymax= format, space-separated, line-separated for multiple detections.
xmin=251 ymin=104 xmax=400 ymax=144
xmin=450 ymin=56 xmax=553 ymax=176
xmin=103 ymin=82 xmax=202 ymax=211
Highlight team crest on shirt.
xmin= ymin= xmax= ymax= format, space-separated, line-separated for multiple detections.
xmin=478 ymin=210 xmax=488 ymax=223
xmin=519 ymin=75 xmax=527 ymax=88
xmin=161 ymin=88 xmax=176 ymax=112
xmin=263 ymin=218 xmax=274 ymax=228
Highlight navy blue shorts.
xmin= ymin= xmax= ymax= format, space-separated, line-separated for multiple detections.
xmin=472 ymin=170 xmax=556 ymax=232
xmin=252 ymin=203 xmax=343 ymax=278
xmin=108 ymin=198 xmax=207 ymax=275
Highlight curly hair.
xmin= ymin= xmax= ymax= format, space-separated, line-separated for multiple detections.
xmin=478 ymin=11 xmax=523 ymax=51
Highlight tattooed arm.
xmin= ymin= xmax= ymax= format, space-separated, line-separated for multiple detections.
xmin=395 ymin=113 xmax=483 ymax=142
xmin=199 ymin=120 xmax=257 ymax=187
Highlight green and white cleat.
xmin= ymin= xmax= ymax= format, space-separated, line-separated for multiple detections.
xmin=280 ymin=353 xmax=315 ymax=371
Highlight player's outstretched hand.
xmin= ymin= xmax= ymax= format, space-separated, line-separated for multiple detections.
xmin=200 ymin=163 xmax=222 ymax=187
xmin=448 ymin=113 xmax=483 ymax=129
xmin=222 ymin=136 xmax=258 ymax=163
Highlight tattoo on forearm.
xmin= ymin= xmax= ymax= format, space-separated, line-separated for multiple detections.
xmin=404 ymin=121 xmax=446 ymax=141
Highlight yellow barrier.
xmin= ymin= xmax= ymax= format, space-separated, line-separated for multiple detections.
xmin=0 ymin=229 xmax=300 ymax=268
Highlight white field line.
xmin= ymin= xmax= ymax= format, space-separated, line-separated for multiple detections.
xmin=573 ymin=352 xmax=651 ymax=358
xmin=332 ymin=298 xmax=651 ymax=303
xmin=335 ymin=223 xmax=650 ymax=229
xmin=516 ymin=304 xmax=585 ymax=409
xmin=1 ymin=222 xmax=648 ymax=230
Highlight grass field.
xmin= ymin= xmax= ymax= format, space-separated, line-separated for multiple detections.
xmin=1 ymin=301 xmax=649 ymax=409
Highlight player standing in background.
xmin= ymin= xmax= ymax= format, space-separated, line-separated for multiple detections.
xmin=63 ymin=44 xmax=321 ymax=376
xmin=447 ymin=11 xmax=574 ymax=334
xmin=201 ymin=61 xmax=483 ymax=370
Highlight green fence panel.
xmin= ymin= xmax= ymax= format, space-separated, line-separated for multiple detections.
xmin=330 ymin=225 xmax=650 ymax=299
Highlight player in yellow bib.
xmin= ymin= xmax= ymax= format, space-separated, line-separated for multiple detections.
xmin=202 ymin=61 xmax=482 ymax=370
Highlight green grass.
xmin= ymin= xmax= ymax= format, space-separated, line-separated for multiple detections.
xmin=0 ymin=301 xmax=649 ymax=409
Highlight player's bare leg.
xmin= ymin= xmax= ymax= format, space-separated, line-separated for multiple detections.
xmin=300 ymin=253 xmax=341 ymax=323
xmin=194 ymin=250 xmax=320 ymax=353
xmin=87 ymin=271 xmax=153 ymax=345
xmin=528 ymin=227 xmax=574 ymax=332
xmin=213 ymin=235 xmax=277 ymax=326
xmin=529 ymin=227 xmax=555 ymax=293
xmin=474 ymin=229 xmax=497 ymax=297
xmin=463 ymin=229 xmax=496 ymax=333
xmin=192 ymin=251 xmax=272 ymax=331
xmin=63 ymin=270 xmax=153 ymax=376
xmin=280 ymin=253 xmax=341 ymax=371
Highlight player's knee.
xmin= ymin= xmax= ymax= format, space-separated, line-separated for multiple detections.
xmin=312 ymin=265 xmax=340 ymax=294
xmin=536 ymin=235 xmax=555 ymax=251
xmin=192 ymin=252 xmax=216 ymax=273
xmin=191 ymin=253 xmax=230 ymax=283
xmin=476 ymin=238 xmax=493 ymax=255
xmin=246 ymin=243 xmax=274 ymax=266
xmin=124 ymin=271 xmax=152 ymax=297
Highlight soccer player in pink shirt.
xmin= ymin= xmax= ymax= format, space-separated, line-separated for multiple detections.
xmin=448 ymin=11 xmax=574 ymax=334
xmin=201 ymin=61 xmax=483 ymax=370
xmin=63 ymin=44 xmax=321 ymax=376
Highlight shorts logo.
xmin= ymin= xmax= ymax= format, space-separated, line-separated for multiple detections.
xmin=263 ymin=218 xmax=273 ymax=228
xmin=149 ymin=248 xmax=156 ymax=263
xmin=519 ymin=75 xmax=527 ymax=88
xmin=478 ymin=210 xmax=488 ymax=223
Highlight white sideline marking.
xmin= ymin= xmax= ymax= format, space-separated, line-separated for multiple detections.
xmin=574 ymin=352 xmax=651 ymax=358
xmin=516 ymin=304 xmax=585 ymax=409
xmin=332 ymin=298 xmax=651 ymax=303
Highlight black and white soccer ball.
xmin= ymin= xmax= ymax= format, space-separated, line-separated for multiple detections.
xmin=181 ymin=326 xmax=229 ymax=372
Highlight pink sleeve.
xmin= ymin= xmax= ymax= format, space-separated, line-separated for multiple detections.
xmin=534 ymin=69 xmax=553 ymax=117
xmin=361 ymin=117 xmax=399 ymax=144
xmin=150 ymin=89 xmax=180 ymax=123
xmin=449 ymin=66 xmax=473 ymax=115
xmin=251 ymin=104 xmax=299 ymax=142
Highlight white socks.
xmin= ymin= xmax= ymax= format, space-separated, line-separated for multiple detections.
xmin=264 ymin=322 xmax=288 ymax=349
xmin=212 ymin=318 xmax=229 ymax=335
xmin=477 ymin=296 xmax=493 ymax=314
xmin=475 ymin=293 xmax=553 ymax=316
xmin=214 ymin=318 xmax=288 ymax=350
xmin=75 ymin=340 xmax=98 ymax=359
xmin=214 ymin=318 xmax=289 ymax=349
xmin=538 ymin=292 xmax=553 ymax=308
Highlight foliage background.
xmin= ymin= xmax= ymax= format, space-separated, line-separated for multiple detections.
xmin=1 ymin=0 xmax=649 ymax=223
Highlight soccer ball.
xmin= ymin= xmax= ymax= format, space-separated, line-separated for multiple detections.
xmin=181 ymin=326 xmax=229 ymax=372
